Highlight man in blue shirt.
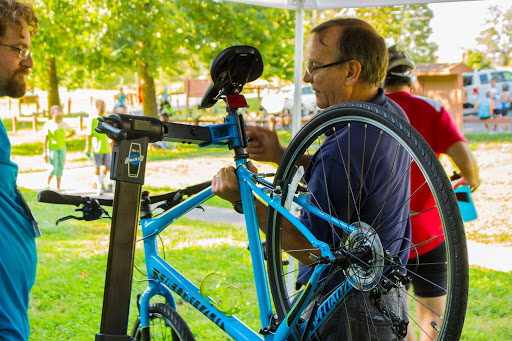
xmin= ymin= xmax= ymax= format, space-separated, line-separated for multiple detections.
xmin=0 ymin=1 xmax=39 ymax=339
xmin=213 ymin=18 xmax=411 ymax=339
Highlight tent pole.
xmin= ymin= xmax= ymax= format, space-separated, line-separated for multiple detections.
xmin=292 ymin=0 xmax=304 ymax=137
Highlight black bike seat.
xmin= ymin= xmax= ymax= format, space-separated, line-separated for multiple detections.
xmin=200 ymin=45 xmax=263 ymax=108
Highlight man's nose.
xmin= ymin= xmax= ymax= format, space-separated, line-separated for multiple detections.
xmin=21 ymin=53 xmax=33 ymax=68
xmin=303 ymin=70 xmax=312 ymax=83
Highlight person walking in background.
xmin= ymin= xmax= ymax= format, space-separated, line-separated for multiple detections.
xmin=383 ymin=44 xmax=480 ymax=341
xmin=42 ymin=105 xmax=75 ymax=191
xmin=0 ymin=1 xmax=40 ymax=339
xmin=474 ymin=90 xmax=494 ymax=133
xmin=85 ymin=99 xmax=113 ymax=195
xmin=489 ymin=77 xmax=503 ymax=134
xmin=499 ymin=84 xmax=510 ymax=133
xmin=116 ymin=86 xmax=127 ymax=113
xmin=159 ymin=86 xmax=174 ymax=117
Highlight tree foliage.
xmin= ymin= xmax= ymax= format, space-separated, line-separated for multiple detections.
xmin=27 ymin=1 xmax=438 ymax=113
xmin=476 ymin=5 xmax=512 ymax=67
xmin=100 ymin=0 xmax=191 ymax=116
xmin=355 ymin=5 xmax=437 ymax=63
xmin=31 ymin=0 xmax=105 ymax=108
xmin=316 ymin=5 xmax=437 ymax=64
xmin=463 ymin=49 xmax=492 ymax=70
xmin=177 ymin=1 xmax=295 ymax=81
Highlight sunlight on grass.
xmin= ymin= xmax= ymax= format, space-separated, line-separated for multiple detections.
xmin=465 ymin=132 xmax=512 ymax=143
xmin=21 ymin=187 xmax=512 ymax=340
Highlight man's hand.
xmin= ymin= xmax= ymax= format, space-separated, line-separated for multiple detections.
xmin=453 ymin=176 xmax=481 ymax=193
xmin=245 ymin=126 xmax=284 ymax=165
xmin=212 ymin=161 xmax=258 ymax=204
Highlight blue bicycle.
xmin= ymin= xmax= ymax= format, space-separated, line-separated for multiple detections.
xmin=39 ymin=46 xmax=468 ymax=341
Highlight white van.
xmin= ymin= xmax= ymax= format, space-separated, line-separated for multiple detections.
xmin=261 ymin=85 xmax=317 ymax=115
xmin=462 ymin=69 xmax=512 ymax=107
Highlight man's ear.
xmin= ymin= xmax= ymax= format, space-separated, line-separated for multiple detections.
xmin=345 ymin=60 xmax=362 ymax=87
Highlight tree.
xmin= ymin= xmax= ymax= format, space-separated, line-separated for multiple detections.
xmin=476 ymin=5 xmax=512 ymax=67
xmin=463 ymin=49 xmax=492 ymax=70
xmin=357 ymin=5 xmax=438 ymax=63
xmin=177 ymin=1 xmax=296 ymax=82
xmin=317 ymin=5 xmax=438 ymax=63
xmin=31 ymin=0 xmax=104 ymax=111
xmin=100 ymin=0 xmax=191 ymax=117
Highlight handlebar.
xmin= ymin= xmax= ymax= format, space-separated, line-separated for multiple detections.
xmin=38 ymin=190 xmax=115 ymax=207
xmin=96 ymin=120 xmax=127 ymax=141
xmin=95 ymin=114 xmax=163 ymax=142
xmin=37 ymin=181 xmax=213 ymax=224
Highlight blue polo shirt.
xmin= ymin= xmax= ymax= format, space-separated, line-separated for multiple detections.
xmin=0 ymin=121 xmax=38 ymax=341
xmin=296 ymin=89 xmax=411 ymax=291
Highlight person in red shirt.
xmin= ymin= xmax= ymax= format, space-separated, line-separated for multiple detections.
xmin=384 ymin=45 xmax=480 ymax=341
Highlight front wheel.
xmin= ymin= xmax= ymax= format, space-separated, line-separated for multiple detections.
xmin=131 ymin=303 xmax=195 ymax=341
xmin=266 ymin=102 xmax=469 ymax=340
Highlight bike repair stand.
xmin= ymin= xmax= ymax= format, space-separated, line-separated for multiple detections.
xmin=93 ymin=113 xmax=210 ymax=340
xmin=95 ymin=135 xmax=149 ymax=341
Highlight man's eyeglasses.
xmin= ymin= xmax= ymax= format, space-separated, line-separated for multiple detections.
xmin=0 ymin=43 xmax=31 ymax=60
xmin=304 ymin=59 xmax=350 ymax=76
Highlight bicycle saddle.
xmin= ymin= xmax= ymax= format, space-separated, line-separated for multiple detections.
xmin=200 ymin=45 xmax=263 ymax=108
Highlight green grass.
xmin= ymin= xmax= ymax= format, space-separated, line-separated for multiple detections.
xmin=22 ymin=186 xmax=512 ymax=340
xmin=462 ymin=267 xmax=512 ymax=340
xmin=11 ymin=136 xmax=87 ymax=156
xmin=465 ymin=132 xmax=512 ymax=143
xmin=25 ymin=188 xmax=257 ymax=340
xmin=146 ymin=143 xmax=230 ymax=161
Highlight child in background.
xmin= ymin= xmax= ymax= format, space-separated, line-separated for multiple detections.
xmin=42 ymin=105 xmax=76 ymax=191
xmin=85 ymin=99 xmax=113 ymax=195
xmin=474 ymin=91 xmax=494 ymax=133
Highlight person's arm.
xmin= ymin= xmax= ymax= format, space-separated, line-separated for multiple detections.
xmin=212 ymin=163 xmax=315 ymax=264
xmin=84 ymin=118 xmax=95 ymax=154
xmin=42 ymin=135 xmax=49 ymax=162
xmin=445 ymin=141 xmax=481 ymax=192
xmin=245 ymin=125 xmax=311 ymax=168
xmin=84 ymin=135 xmax=92 ymax=155
xmin=65 ymin=122 xmax=76 ymax=138
xmin=245 ymin=125 xmax=285 ymax=164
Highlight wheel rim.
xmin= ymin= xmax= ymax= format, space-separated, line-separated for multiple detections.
xmin=266 ymin=104 xmax=468 ymax=340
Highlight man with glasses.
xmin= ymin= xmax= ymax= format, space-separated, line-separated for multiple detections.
xmin=0 ymin=0 xmax=39 ymax=339
xmin=213 ymin=18 xmax=411 ymax=339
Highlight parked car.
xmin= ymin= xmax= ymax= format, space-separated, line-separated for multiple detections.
xmin=462 ymin=69 xmax=512 ymax=107
xmin=260 ymin=85 xmax=317 ymax=115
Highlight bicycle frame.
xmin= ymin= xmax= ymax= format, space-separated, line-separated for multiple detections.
xmin=136 ymin=120 xmax=357 ymax=340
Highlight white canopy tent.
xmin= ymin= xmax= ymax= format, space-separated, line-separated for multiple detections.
xmin=226 ymin=0 xmax=475 ymax=135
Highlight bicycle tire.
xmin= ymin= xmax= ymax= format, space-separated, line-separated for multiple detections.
xmin=266 ymin=102 xmax=468 ymax=340
xmin=131 ymin=303 xmax=195 ymax=341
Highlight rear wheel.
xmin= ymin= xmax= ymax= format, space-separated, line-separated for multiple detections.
xmin=266 ymin=102 xmax=468 ymax=340
xmin=131 ymin=303 xmax=195 ymax=341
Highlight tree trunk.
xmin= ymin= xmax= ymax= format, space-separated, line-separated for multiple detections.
xmin=138 ymin=61 xmax=158 ymax=118
xmin=46 ymin=57 xmax=60 ymax=114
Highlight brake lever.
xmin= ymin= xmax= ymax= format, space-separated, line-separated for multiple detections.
xmin=56 ymin=215 xmax=84 ymax=225
xmin=54 ymin=199 xmax=111 ymax=225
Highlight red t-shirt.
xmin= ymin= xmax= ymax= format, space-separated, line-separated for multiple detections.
xmin=386 ymin=92 xmax=466 ymax=256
